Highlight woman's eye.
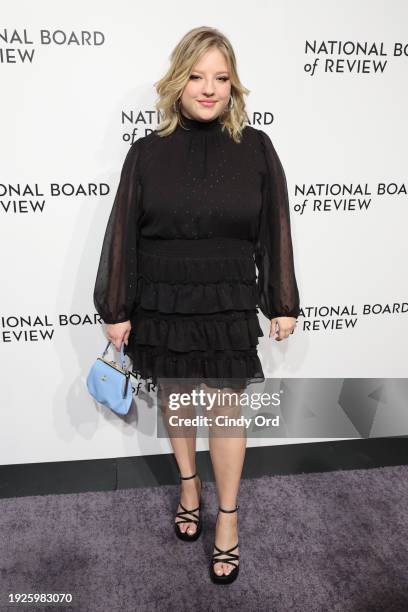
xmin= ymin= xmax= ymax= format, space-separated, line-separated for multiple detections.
xmin=189 ymin=75 xmax=229 ymax=82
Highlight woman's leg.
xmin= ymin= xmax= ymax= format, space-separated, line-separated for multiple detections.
xmin=158 ymin=380 xmax=201 ymax=535
xmin=203 ymin=382 xmax=246 ymax=576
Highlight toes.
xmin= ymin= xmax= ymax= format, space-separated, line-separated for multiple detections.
xmin=214 ymin=562 xmax=223 ymax=576
xmin=176 ymin=519 xmax=197 ymax=534
xmin=186 ymin=523 xmax=196 ymax=535
xmin=214 ymin=561 xmax=230 ymax=576
xmin=176 ymin=518 xmax=187 ymax=533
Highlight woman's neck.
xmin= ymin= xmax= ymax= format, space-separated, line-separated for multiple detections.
xmin=178 ymin=109 xmax=222 ymax=132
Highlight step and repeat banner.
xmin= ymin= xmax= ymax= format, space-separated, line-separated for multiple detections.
xmin=1 ymin=0 xmax=407 ymax=465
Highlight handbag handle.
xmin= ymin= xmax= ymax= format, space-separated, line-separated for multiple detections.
xmin=102 ymin=340 xmax=128 ymax=372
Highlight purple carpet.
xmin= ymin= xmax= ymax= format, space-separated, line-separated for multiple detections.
xmin=1 ymin=465 xmax=408 ymax=611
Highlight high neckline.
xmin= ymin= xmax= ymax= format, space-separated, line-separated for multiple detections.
xmin=178 ymin=109 xmax=222 ymax=133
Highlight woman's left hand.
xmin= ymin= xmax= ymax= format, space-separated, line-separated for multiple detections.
xmin=269 ymin=317 xmax=297 ymax=341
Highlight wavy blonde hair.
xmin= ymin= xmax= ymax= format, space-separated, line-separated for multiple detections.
xmin=153 ymin=26 xmax=250 ymax=144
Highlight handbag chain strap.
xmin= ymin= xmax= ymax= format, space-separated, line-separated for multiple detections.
xmin=102 ymin=340 xmax=129 ymax=373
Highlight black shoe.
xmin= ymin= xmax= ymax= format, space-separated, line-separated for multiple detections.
xmin=209 ymin=505 xmax=240 ymax=584
xmin=174 ymin=472 xmax=202 ymax=542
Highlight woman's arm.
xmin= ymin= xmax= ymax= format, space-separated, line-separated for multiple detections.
xmin=93 ymin=138 xmax=143 ymax=325
xmin=254 ymin=129 xmax=300 ymax=336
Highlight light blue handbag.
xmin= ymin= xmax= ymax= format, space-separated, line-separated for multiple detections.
xmin=86 ymin=340 xmax=133 ymax=415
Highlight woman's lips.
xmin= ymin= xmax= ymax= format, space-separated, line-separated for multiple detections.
xmin=198 ymin=100 xmax=217 ymax=107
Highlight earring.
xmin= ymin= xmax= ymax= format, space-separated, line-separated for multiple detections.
xmin=223 ymin=95 xmax=234 ymax=113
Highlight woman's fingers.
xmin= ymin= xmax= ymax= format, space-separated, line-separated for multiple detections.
xmin=109 ymin=334 xmax=125 ymax=352
xmin=278 ymin=329 xmax=293 ymax=340
xmin=105 ymin=321 xmax=131 ymax=352
xmin=269 ymin=321 xmax=278 ymax=338
xmin=270 ymin=319 xmax=296 ymax=341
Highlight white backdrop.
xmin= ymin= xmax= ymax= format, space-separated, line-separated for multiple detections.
xmin=1 ymin=0 xmax=407 ymax=465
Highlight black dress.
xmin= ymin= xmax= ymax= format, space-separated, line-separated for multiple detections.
xmin=93 ymin=111 xmax=300 ymax=389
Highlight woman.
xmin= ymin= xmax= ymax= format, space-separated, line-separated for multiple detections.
xmin=93 ymin=26 xmax=300 ymax=584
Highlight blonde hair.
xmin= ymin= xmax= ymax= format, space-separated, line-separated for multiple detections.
xmin=153 ymin=26 xmax=250 ymax=144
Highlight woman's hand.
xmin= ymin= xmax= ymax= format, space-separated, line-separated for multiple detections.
xmin=269 ymin=317 xmax=297 ymax=341
xmin=105 ymin=321 xmax=131 ymax=352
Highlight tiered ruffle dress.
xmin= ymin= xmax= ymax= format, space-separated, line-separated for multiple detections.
xmin=93 ymin=111 xmax=300 ymax=389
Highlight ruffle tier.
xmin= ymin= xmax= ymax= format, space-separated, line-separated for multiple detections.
xmin=135 ymin=277 xmax=258 ymax=313
xmin=130 ymin=307 xmax=263 ymax=352
xmin=136 ymin=247 xmax=257 ymax=284
xmin=124 ymin=344 xmax=265 ymax=389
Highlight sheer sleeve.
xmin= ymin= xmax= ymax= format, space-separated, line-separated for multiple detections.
xmin=93 ymin=138 xmax=143 ymax=324
xmin=254 ymin=129 xmax=300 ymax=320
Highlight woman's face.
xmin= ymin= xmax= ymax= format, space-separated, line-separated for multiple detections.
xmin=180 ymin=46 xmax=232 ymax=122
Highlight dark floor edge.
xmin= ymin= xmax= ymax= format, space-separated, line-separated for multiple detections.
xmin=0 ymin=437 xmax=407 ymax=499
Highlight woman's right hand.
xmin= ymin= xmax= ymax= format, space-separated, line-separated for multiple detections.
xmin=105 ymin=321 xmax=131 ymax=352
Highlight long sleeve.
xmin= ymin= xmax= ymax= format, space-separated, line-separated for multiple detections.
xmin=93 ymin=138 xmax=143 ymax=324
xmin=254 ymin=129 xmax=300 ymax=320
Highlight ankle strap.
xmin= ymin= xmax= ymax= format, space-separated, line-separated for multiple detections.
xmin=219 ymin=504 xmax=239 ymax=513
xmin=180 ymin=472 xmax=197 ymax=480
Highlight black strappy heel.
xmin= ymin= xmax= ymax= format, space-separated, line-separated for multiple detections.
xmin=174 ymin=472 xmax=202 ymax=542
xmin=209 ymin=505 xmax=240 ymax=584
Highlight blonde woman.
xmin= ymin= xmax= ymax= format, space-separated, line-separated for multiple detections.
xmin=93 ymin=26 xmax=300 ymax=584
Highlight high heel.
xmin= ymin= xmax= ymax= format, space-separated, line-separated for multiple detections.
xmin=209 ymin=505 xmax=240 ymax=584
xmin=174 ymin=472 xmax=202 ymax=542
